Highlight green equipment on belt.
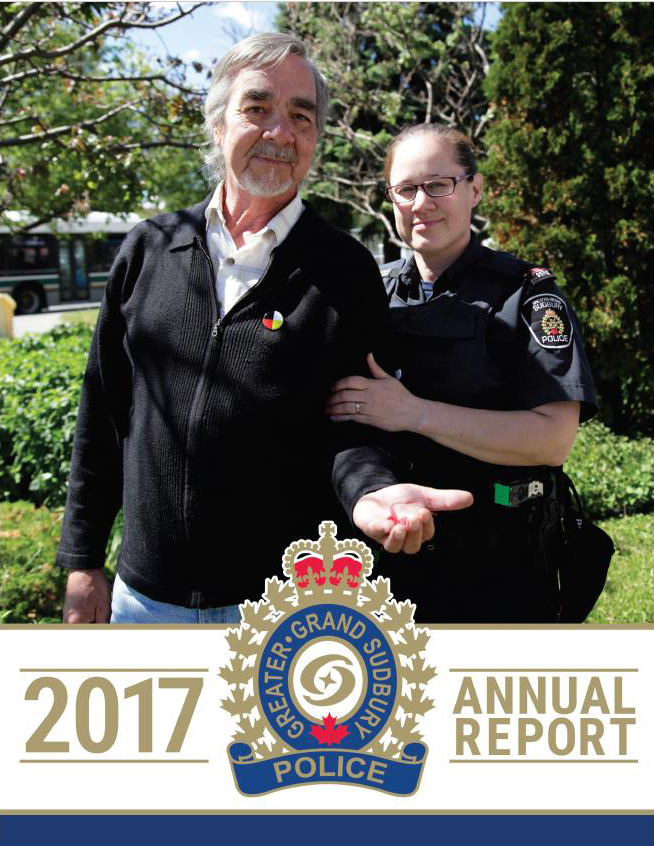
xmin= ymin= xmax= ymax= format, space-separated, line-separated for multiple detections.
xmin=494 ymin=480 xmax=544 ymax=508
xmin=493 ymin=470 xmax=614 ymax=623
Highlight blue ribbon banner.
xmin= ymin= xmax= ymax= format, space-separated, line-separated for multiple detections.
xmin=228 ymin=741 xmax=427 ymax=796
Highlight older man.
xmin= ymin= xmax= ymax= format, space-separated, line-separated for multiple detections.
xmin=57 ymin=33 xmax=471 ymax=623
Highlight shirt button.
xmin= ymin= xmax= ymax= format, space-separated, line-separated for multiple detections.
xmin=427 ymin=544 xmax=435 ymax=551
xmin=224 ymin=257 xmax=234 ymax=265
xmin=406 ymin=460 xmax=414 ymax=471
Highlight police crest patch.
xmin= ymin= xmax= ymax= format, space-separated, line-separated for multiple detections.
xmin=218 ymin=521 xmax=433 ymax=796
xmin=521 ymin=292 xmax=573 ymax=349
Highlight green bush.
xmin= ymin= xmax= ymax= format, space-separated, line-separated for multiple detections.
xmin=2 ymin=326 xmax=651 ymax=524
xmin=0 ymin=501 xmax=120 ymax=624
xmin=483 ymin=3 xmax=653 ymax=435
xmin=0 ymin=324 xmax=93 ymax=507
xmin=566 ymin=420 xmax=653 ymax=520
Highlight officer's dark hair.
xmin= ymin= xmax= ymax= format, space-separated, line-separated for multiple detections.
xmin=383 ymin=123 xmax=477 ymax=184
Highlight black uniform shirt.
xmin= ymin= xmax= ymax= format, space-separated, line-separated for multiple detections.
xmin=383 ymin=234 xmax=597 ymax=420
xmin=380 ymin=234 xmax=597 ymax=492
xmin=376 ymin=235 xmax=598 ymax=621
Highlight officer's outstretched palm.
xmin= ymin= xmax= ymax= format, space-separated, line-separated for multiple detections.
xmin=353 ymin=484 xmax=473 ymax=555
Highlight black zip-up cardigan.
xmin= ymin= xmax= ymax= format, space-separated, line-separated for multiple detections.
xmin=56 ymin=196 xmax=399 ymax=608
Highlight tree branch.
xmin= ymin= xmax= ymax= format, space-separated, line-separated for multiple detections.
xmin=307 ymin=183 xmax=402 ymax=247
xmin=424 ymin=78 xmax=433 ymax=124
xmin=330 ymin=175 xmax=379 ymax=188
xmin=0 ymin=102 xmax=136 ymax=148
xmin=0 ymin=3 xmax=207 ymax=68
xmin=0 ymin=65 xmax=206 ymax=96
xmin=474 ymin=42 xmax=490 ymax=76
xmin=0 ymin=7 xmax=129 ymax=67
xmin=0 ymin=113 xmax=38 ymax=128
xmin=107 ymin=139 xmax=203 ymax=152
xmin=118 ymin=3 xmax=210 ymax=31
xmin=0 ymin=2 xmax=42 ymax=52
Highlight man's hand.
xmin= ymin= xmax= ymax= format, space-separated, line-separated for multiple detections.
xmin=63 ymin=569 xmax=111 ymax=623
xmin=353 ymin=484 xmax=473 ymax=554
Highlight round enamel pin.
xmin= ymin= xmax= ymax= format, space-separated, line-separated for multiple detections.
xmin=262 ymin=311 xmax=284 ymax=330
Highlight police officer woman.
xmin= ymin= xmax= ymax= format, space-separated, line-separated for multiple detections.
xmin=328 ymin=123 xmax=597 ymax=622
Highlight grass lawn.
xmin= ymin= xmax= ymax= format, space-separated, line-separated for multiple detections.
xmin=61 ymin=308 xmax=99 ymax=328
xmin=0 ymin=501 xmax=118 ymax=623
xmin=586 ymin=512 xmax=654 ymax=623
xmin=1 ymin=502 xmax=652 ymax=623
xmin=0 ymin=502 xmax=67 ymax=622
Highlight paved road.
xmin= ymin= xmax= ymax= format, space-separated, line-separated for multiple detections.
xmin=13 ymin=312 xmax=63 ymax=337
xmin=12 ymin=303 xmax=100 ymax=338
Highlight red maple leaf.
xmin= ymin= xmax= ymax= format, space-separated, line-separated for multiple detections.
xmin=310 ymin=713 xmax=349 ymax=746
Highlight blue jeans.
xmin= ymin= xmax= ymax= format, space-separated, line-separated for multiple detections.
xmin=110 ymin=572 xmax=242 ymax=623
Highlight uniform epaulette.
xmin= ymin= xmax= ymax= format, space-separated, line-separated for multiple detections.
xmin=478 ymin=246 xmax=530 ymax=277
xmin=380 ymin=259 xmax=408 ymax=299
xmin=380 ymin=259 xmax=405 ymax=279
xmin=476 ymin=247 xmax=533 ymax=294
xmin=525 ymin=266 xmax=557 ymax=284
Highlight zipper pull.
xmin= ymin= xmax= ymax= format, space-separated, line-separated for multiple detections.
xmin=211 ymin=320 xmax=220 ymax=339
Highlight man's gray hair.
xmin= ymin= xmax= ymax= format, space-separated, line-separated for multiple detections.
xmin=203 ymin=32 xmax=329 ymax=182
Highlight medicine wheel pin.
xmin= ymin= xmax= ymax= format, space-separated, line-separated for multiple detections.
xmin=263 ymin=311 xmax=284 ymax=330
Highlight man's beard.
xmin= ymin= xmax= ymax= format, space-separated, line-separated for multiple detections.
xmin=238 ymin=140 xmax=298 ymax=197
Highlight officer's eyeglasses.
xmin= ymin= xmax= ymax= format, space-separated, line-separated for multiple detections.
xmin=385 ymin=173 xmax=473 ymax=205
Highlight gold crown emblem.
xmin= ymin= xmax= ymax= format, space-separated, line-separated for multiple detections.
xmin=542 ymin=309 xmax=564 ymax=335
xmin=281 ymin=520 xmax=374 ymax=606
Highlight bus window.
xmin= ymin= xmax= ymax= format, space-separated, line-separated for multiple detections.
xmin=0 ymin=233 xmax=58 ymax=274
xmin=72 ymin=238 xmax=88 ymax=299
xmin=58 ymin=239 xmax=74 ymax=302
xmin=0 ymin=213 xmax=139 ymax=311
xmin=88 ymin=235 xmax=125 ymax=274
xmin=0 ymin=233 xmax=58 ymax=313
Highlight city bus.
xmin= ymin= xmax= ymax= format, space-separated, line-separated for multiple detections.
xmin=0 ymin=211 xmax=141 ymax=314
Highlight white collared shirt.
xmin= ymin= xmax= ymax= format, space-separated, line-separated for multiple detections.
xmin=204 ymin=183 xmax=304 ymax=317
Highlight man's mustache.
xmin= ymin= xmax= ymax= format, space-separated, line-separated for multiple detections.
xmin=248 ymin=140 xmax=298 ymax=164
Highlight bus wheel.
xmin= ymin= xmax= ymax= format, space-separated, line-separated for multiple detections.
xmin=14 ymin=283 xmax=44 ymax=315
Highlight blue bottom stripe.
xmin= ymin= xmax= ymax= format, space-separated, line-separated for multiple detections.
xmin=1 ymin=814 xmax=652 ymax=846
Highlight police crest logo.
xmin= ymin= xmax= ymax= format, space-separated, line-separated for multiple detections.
xmin=541 ymin=308 xmax=565 ymax=338
xmin=218 ymin=521 xmax=433 ymax=796
xmin=521 ymin=291 xmax=573 ymax=349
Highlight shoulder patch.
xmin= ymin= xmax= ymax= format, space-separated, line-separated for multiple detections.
xmin=521 ymin=292 xmax=573 ymax=349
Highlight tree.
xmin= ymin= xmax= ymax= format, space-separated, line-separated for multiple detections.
xmin=277 ymin=2 xmax=492 ymax=257
xmin=482 ymin=2 xmax=653 ymax=435
xmin=0 ymin=2 xmax=210 ymax=228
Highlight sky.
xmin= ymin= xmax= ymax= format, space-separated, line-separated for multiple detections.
xmin=129 ymin=2 xmax=503 ymax=89
xmin=128 ymin=2 xmax=280 ymax=87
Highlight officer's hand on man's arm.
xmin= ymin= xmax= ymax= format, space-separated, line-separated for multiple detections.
xmin=353 ymin=484 xmax=473 ymax=554
xmin=63 ymin=569 xmax=111 ymax=623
